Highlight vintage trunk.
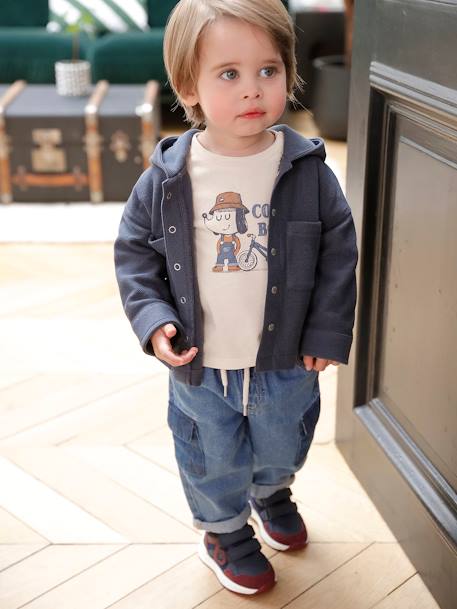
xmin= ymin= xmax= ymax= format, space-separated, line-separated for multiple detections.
xmin=0 ymin=80 xmax=160 ymax=203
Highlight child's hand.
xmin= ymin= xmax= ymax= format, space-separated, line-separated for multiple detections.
xmin=302 ymin=356 xmax=340 ymax=372
xmin=151 ymin=323 xmax=198 ymax=367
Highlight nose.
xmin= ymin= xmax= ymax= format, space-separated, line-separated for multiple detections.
xmin=242 ymin=76 xmax=262 ymax=100
xmin=243 ymin=89 xmax=261 ymax=100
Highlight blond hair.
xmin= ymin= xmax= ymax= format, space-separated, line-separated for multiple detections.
xmin=163 ymin=0 xmax=304 ymax=128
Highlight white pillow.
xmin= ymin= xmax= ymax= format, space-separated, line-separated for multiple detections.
xmin=47 ymin=0 xmax=149 ymax=34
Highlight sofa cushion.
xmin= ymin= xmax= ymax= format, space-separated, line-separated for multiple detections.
xmin=48 ymin=0 xmax=149 ymax=34
xmin=90 ymin=30 xmax=166 ymax=84
xmin=0 ymin=29 xmax=92 ymax=83
xmin=0 ymin=0 xmax=48 ymax=27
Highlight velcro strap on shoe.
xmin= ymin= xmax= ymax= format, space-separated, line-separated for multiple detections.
xmin=225 ymin=537 xmax=261 ymax=562
xmin=261 ymin=501 xmax=298 ymax=520
xmin=219 ymin=523 xmax=255 ymax=549
xmin=263 ymin=488 xmax=292 ymax=506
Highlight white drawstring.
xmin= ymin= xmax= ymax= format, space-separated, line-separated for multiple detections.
xmin=219 ymin=368 xmax=251 ymax=417
xmin=220 ymin=368 xmax=228 ymax=397
xmin=242 ymin=367 xmax=250 ymax=417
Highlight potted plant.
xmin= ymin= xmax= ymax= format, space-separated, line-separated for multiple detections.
xmin=311 ymin=0 xmax=354 ymax=140
xmin=55 ymin=11 xmax=96 ymax=97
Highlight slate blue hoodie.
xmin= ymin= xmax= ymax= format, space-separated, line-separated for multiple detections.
xmin=114 ymin=123 xmax=358 ymax=390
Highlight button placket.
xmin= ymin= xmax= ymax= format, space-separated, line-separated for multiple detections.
xmin=267 ymin=211 xmax=278 ymax=333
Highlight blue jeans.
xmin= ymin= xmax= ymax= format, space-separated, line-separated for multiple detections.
xmin=167 ymin=363 xmax=320 ymax=534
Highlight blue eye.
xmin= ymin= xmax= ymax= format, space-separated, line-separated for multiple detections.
xmin=221 ymin=69 xmax=238 ymax=80
xmin=260 ymin=66 xmax=277 ymax=77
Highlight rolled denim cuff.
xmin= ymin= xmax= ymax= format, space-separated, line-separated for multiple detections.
xmin=192 ymin=504 xmax=251 ymax=534
xmin=249 ymin=475 xmax=296 ymax=499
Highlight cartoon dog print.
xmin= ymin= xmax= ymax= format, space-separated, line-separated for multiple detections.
xmin=202 ymin=191 xmax=250 ymax=272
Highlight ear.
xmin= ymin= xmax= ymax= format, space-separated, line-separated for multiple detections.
xmin=180 ymin=86 xmax=199 ymax=107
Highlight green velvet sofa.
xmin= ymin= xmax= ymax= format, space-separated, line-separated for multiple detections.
xmin=0 ymin=0 xmax=178 ymax=88
xmin=0 ymin=0 xmax=288 ymax=99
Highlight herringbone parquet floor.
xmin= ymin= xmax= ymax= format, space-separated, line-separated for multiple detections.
xmin=0 ymin=108 xmax=440 ymax=609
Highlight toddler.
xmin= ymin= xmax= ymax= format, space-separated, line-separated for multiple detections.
xmin=114 ymin=0 xmax=358 ymax=596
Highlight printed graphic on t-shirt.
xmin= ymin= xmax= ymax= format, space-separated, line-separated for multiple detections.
xmin=202 ymin=191 xmax=269 ymax=273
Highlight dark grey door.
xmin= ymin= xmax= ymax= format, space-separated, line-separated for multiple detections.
xmin=336 ymin=2 xmax=457 ymax=608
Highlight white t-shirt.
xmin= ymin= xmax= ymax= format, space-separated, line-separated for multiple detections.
xmin=186 ymin=129 xmax=284 ymax=369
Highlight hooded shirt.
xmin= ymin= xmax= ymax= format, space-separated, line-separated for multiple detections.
xmin=114 ymin=124 xmax=358 ymax=417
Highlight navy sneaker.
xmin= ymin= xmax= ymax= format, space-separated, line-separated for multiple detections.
xmin=198 ymin=523 xmax=276 ymax=595
xmin=249 ymin=488 xmax=308 ymax=551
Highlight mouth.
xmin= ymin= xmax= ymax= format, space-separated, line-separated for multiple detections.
xmin=240 ymin=110 xmax=265 ymax=119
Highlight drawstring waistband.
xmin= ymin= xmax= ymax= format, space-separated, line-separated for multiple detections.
xmin=220 ymin=368 xmax=251 ymax=416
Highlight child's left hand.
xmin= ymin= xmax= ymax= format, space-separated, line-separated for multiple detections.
xmin=302 ymin=356 xmax=340 ymax=372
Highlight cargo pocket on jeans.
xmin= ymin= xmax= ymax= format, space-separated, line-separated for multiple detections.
xmin=294 ymin=394 xmax=321 ymax=466
xmin=167 ymin=402 xmax=206 ymax=477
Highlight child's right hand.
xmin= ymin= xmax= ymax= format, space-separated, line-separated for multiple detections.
xmin=151 ymin=323 xmax=198 ymax=367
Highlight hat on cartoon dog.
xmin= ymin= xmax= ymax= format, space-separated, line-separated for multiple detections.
xmin=209 ymin=191 xmax=250 ymax=214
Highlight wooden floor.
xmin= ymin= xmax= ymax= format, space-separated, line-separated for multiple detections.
xmin=0 ymin=109 xmax=441 ymax=608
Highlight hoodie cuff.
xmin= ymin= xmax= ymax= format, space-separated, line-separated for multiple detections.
xmin=299 ymin=327 xmax=352 ymax=364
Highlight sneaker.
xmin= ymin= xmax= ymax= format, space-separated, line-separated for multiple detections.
xmin=249 ymin=488 xmax=308 ymax=551
xmin=198 ymin=523 xmax=276 ymax=595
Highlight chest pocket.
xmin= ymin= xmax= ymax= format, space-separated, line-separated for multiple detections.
xmin=286 ymin=221 xmax=322 ymax=290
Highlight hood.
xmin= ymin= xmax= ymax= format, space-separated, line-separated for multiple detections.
xmin=150 ymin=124 xmax=326 ymax=178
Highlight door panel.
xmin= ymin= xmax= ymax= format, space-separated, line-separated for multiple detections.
xmin=336 ymin=2 xmax=457 ymax=608
xmin=380 ymin=125 xmax=457 ymax=486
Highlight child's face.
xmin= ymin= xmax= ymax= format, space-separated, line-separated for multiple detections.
xmin=182 ymin=16 xmax=288 ymax=143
